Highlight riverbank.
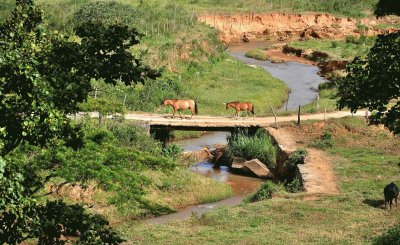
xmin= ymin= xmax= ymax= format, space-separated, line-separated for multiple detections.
xmin=119 ymin=117 xmax=400 ymax=244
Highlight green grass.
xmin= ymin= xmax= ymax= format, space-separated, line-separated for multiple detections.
xmin=245 ymin=49 xmax=269 ymax=61
xmin=288 ymin=36 xmax=376 ymax=61
xmin=226 ymin=129 xmax=277 ymax=169
xmin=117 ymin=117 xmax=400 ymax=244
xmin=181 ymin=57 xmax=287 ymax=115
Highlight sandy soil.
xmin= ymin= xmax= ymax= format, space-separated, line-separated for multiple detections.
xmin=268 ymin=126 xmax=340 ymax=195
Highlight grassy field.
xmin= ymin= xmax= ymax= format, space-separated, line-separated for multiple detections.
xmin=288 ymin=36 xmax=376 ymax=61
xmin=179 ymin=57 xmax=288 ymax=116
xmin=0 ymin=0 xmax=290 ymax=115
xmin=118 ymin=117 xmax=400 ymax=244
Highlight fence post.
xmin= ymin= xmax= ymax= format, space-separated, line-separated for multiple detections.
xmin=285 ymin=93 xmax=290 ymax=111
xmin=316 ymin=92 xmax=320 ymax=112
xmin=324 ymin=100 xmax=327 ymax=122
xmin=297 ymin=105 xmax=301 ymax=127
xmin=269 ymin=103 xmax=278 ymax=128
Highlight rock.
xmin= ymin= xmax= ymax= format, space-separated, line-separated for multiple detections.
xmin=244 ymin=159 xmax=274 ymax=178
xmin=184 ymin=147 xmax=212 ymax=162
xmin=231 ymin=157 xmax=247 ymax=169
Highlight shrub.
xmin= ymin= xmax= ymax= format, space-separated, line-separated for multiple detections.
xmin=311 ymin=131 xmax=334 ymax=149
xmin=162 ymin=144 xmax=183 ymax=159
xmin=285 ymin=178 xmax=304 ymax=193
xmin=373 ymin=223 xmax=400 ymax=245
xmin=245 ymin=181 xmax=277 ymax=203
xmin=227 ymin=129 xmax=277 ymax=169
xmin=285 ymin=149 xmax=307 ymax=172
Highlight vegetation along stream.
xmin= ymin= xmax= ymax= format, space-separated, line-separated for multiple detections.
xmin=145 ymin=40 xmax=331 ymax=224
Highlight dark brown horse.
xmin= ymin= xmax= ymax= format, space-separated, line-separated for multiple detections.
xmin=161 ymin=99 xmax=198 ymax=118
xmin=225 ymin=101 xmax=255 ymax=118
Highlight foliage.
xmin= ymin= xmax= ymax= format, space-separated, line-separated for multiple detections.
xmin=0 ymin=156 xmax=123 ymax=244
xmin=337 ymin=31 xmax=400 ymax=134
xmin=0 ymin=0 xmax=161 ymax=243
xmin=374 ymin=0 xmax=400 ymax=16
xmin=311 ymin=131 xmax=334 ymax=149
xmin=227 ymin=129 xmax=277 ymax=169
xmin=373 ymin=223 xmax=400 ymax=245
xmin=79 ymin=97 xmax=125 ymax=124
xmin=244 ymin=181 xmax=277 ymax=203
xmin=337 ymin=0 xmax=399 ymax=135
xmin=284 ymin=149 xmax=307 ymax=172
xmin=162 ymin=144 xmax=183 ymax=159
xmin=285 ymin=177 xmax=303 ymax=193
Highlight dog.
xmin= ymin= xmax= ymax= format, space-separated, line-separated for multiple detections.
xmin=384 ymin=182 xmax=399 ymax=209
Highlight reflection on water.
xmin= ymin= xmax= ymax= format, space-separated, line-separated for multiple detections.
xmin=191 ymin=162 xmax=264 ymax=195
xmin=174 ymin=131 xmax=229 ymax=152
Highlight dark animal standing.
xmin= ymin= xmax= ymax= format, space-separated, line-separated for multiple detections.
xmin=384 ymin=182 xmax=399 ymax=209
xmin=225 ymin=101 xmax=255 ymax=118
xmin=161 ymin=99 xmax=198 ymax=118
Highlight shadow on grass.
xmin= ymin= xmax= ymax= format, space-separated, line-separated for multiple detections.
xmin=363 ymin=198 xmax=385 ymax=209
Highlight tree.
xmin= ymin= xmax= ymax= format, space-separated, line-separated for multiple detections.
xmin=337 ymin=0 xmax=400 ymax=134
xmin=0 ymin=0 xmax=158 ymax=243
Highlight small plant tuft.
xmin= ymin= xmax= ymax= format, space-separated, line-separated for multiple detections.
xmin=311 ymin=131 xmax=334 ymax=149
xmin=285 ymin=178 xmax=304 ymax=193
xmin=245 ymin=181 xmax=277 ymax=203
xmin=285 ymin=149 xmax=307 ymax=172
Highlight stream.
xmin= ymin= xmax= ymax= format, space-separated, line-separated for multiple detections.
xmin=145 ymin=40 xmax=328 ymax=225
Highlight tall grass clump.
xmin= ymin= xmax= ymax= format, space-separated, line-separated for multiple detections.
xmin=373 ymin=224 xmax=400 ymax=245
xmin=244 ymin=181 xmax=278 ymax=203
xmin=227 ymin=129 xmax=277 ymax=169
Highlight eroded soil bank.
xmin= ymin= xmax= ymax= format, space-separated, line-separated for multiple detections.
xmin=198 ymin=12 xmax=398 ymax=43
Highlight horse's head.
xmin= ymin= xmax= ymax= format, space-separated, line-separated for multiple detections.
xmin=161 ymin=99 xmax=168 ymax=106
xmin=224 ymin=101 xmax=230 ymax=110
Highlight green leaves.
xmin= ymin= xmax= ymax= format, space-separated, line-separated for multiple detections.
xmin=337 ymin=31 xmax=400 ymax=134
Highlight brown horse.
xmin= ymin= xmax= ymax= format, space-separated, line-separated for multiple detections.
xmin=225 ymin=101 xmax=255 ymax=118
xmin=161 ymin=99 xmax=198 ymax=118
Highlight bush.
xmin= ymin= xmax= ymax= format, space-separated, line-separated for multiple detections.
xmin=227 ymin=129 xmax=277 ymax=169
xmin=162 ymin=144 xmax=183 ymax=159
xmin=245 ymin=181 xmax=277 ymax=203
xmin=285 ymin=178 xmax=304 ymax=193
xmin=373 ymin=223 xmax=400 ymax=245
xmin=311 ymin=131 xmax=334 ymax=149
xmin=285 ymin=149 xmax=307 ymax=172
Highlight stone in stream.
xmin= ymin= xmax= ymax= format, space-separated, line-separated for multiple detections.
xmin=244 ymin=159 xmax=274 ymax=178
xmin=231 ymin=157 xmax=247 ymax=169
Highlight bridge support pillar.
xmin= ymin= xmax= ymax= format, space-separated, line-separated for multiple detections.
xmin=150 ymin=127 xmax=171 ymax=147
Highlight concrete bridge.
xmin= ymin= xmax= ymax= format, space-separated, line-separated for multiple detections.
xmin=124 ymin=110 xmax=366 ymax=144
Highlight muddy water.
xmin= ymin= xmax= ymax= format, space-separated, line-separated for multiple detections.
xmin=228 ymin=40 xmax=327 ymax=111
xmin=145 ymin=135 xmax=266 ymax=225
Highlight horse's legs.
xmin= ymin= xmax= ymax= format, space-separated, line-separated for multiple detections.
xmin=190 ymin=109 xmax=194 ymax=119
xmin=178 ymin=110 xmax=183 ymax=118
xmin=172 ymin=108 xmax=176 ymax=118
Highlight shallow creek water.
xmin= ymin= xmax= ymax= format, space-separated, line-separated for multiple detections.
xmin=228 ymin=40 xmax=328 ymax=111
xmin=145 ymin=41 xmax=329 ymax=224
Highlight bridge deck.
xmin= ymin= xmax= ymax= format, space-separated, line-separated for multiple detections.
xmin=124 ymin=111 xmax=366 ymax=129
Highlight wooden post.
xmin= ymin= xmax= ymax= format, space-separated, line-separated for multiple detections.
xmin=316 ymin=92 xmax=320 ymax=112
xmin=269 ymin=104 xmax=278 ymax=128
xmin=285 ymin=93 xmax=290 ymax=111
xmin=324 ymin=100 xmax=327 ymax=122
xmin=297 ymin=105 xmax=301 ymax=127
xmin=94 ymin=87 xmax=97 ymax=99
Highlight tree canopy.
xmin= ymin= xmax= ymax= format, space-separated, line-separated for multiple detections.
xmin=0 ymin=0 xmax=160 ymax=243
xmin=337 ymin=0 xmax=400 ymax=134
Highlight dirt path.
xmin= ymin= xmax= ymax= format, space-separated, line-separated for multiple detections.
xmin=268 ymin=127 xmax=340 ymax=195
xmin=123 ymin=110 xmax=366 ymax=127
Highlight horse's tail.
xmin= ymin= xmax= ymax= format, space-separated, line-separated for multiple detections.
xmin=194 ymin=98 xmax=198 ymax=115
xmin=251 ymin=104 xmax=255 ymax=115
